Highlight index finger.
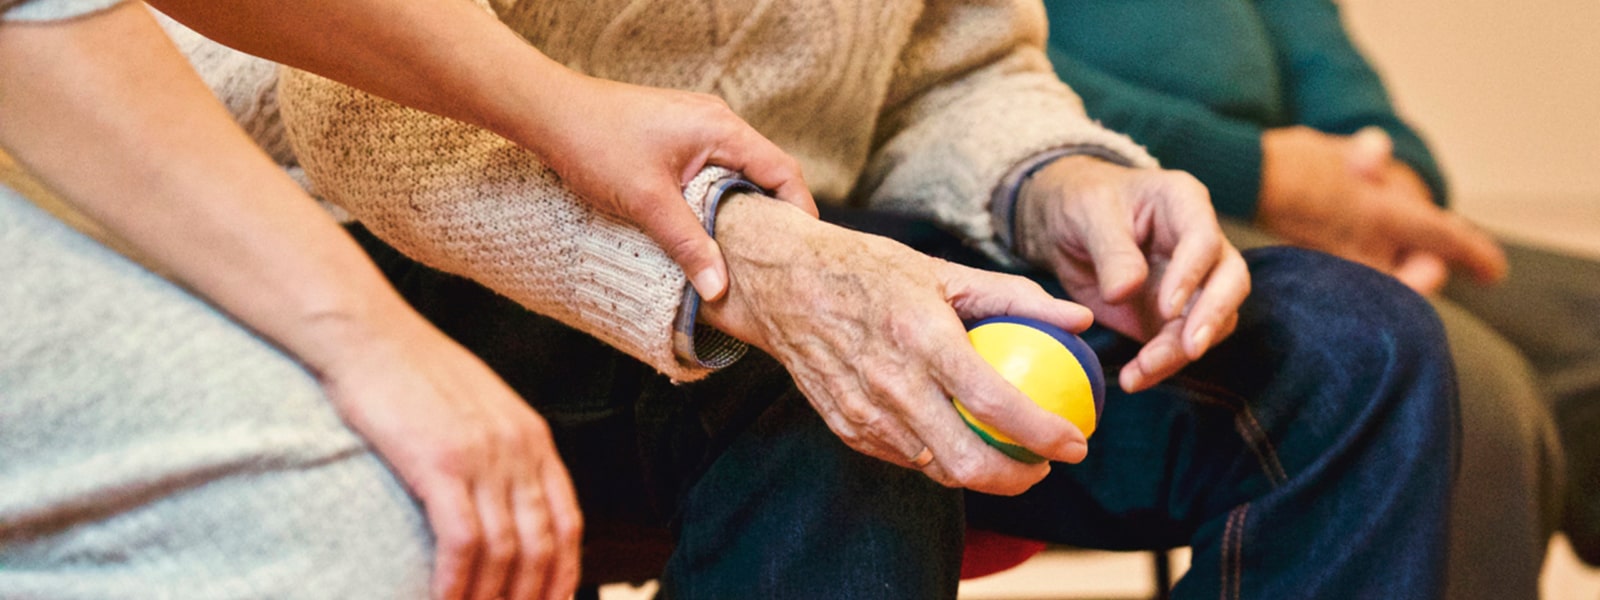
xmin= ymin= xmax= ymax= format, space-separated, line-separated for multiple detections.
xmin=1389 ymin=206 xmax=1507 ymax=284
xmin=1176 ymin=246 xmax=1250 ymax=360
xmin=929 ymin=336 xmax=1089 ymax=468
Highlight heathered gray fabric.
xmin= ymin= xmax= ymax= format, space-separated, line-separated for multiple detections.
xmin=2 ymin=0 xmax=121 ymax=22
xmin=0 ymin=183 xmax=434 ymax=597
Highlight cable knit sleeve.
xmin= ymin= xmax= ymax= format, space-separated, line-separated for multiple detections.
xmin=853 ymin=0 xmax=1157 ymax=264
xmin=278 ymin=68 xmax=739 ymax=382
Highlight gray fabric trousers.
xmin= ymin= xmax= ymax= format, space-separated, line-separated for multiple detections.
xmin=1444 ymin=241 xmax=1600 ymax=568
xmin=0 ymin=187 xmax=434 ymax=598
xmin=1223 ymin=220 xmax=1568 ymax=600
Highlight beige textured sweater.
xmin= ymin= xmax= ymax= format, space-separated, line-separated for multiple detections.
xmin=280 ymin=0 xmax=1157 ymax=381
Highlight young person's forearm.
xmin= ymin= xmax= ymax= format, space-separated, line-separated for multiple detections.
xmin=146 ymin=0 xmax=573 ymax=151
xmin=0 ymin=3 xmax=420 ymax=370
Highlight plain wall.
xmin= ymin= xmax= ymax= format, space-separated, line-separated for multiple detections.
xmin=1340 ymin=0 xmax=1600 ymax=254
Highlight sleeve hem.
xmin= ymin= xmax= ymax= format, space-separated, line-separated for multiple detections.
xmin=991 ymin=145 xmax=1140 ymax=257
xmin=671 ymin=176 xmax=757 ymax=372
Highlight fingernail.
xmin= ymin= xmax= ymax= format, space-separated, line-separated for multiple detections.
xmin=692 ymin=267 xmax=726 ymax=301
xmin=1119 ymin=366 xmax=1141 ymax=393
xmin=1065 ymin=441 xmax=1089 ymax=463
xmin=1189 ymin=324 xmax=1214 ymax=357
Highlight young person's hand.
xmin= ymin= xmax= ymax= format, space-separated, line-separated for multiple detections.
xmin=1015 ymin=156 xmax=1251 ymax=393
xmin=303 ymin=314 xmax=582 ymax=600
xmin=531 ymin=74 xmax=816 ymax=301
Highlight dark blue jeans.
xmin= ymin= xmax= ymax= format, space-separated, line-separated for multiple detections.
xmin=349 ymin=209 xmax=1457 ymax=599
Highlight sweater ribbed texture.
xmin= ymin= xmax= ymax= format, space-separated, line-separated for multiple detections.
xmin=280 ymin=0 xmax=1156 ymax=380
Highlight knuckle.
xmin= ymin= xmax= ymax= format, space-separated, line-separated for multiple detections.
xmin=854 ymin=409 xmax=896 ymax=443
xmin=662 ymin=233 xmax=706 ymax=264
xmin=441 ymin=524 xmax=483 ymax=557
xmin=835 ymin=397 xmax=878 ymax=428
xmin=484 ymin=525 xmax=519 ymax=563
xmin=523 ymin=535 xmax=555 ymax=567
xmin=831 ymin=423 xmax=869 ymax=450
xmin=556 ymin=514 xmax=585 ymax=549
xmin=889 ymin=312 xmax=941 ymax=353
xmin=433 ymin=432 xmax=491 ymax=476
xmin=493 ymin=421 xmax=529 ymax=448
xmin=941 ymin=455 xmax=984 ymax=487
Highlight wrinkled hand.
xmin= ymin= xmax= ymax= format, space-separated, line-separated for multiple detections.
xmin=532 ymin=74 xmax=817 ymax=301
xmin=699 ymin=194 xmax=1095 ymax=495
xmin=1258 ymin=126 xmax=1506 ymax=294
xmin=306 ymin=315 xmax=582 ymax=600
xmin=1015 ymin=155 xmax=1251 ymax=393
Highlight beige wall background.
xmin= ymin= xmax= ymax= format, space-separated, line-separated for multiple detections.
xmin=1340 ymin=0 xmax=1600 ymax=256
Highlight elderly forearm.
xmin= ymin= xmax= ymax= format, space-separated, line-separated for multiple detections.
xmin=0 ymin=3 xmax=424 ymax=370
xmin=145 ymin=0 xmax=573 ymax=152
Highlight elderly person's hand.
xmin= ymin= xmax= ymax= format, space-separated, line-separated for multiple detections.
xmin=699 ymin=194 xmax=1095 ymax=496
xmin=1014 ymin=156 xmax=1251 ymax=393
xmin=1258 ymin=126 xmax=1507 ymax=295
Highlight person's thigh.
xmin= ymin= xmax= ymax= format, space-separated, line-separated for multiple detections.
xmin=1444 ymin=240 xmax=1600 ymax=564
xmin=0 ymin=191 xmax=431 ymax=599
xmin=349 ymin=222 xmax=966 ymax=598
xmin=968 ymin=247 xmax=1458 ymax=599
xmin=1224 ymin=219 xmax=1565 ymax=597
xmin=821 ymin=208 xmax=1455 ymax=598
xmin=1432 ymin=298 xmax=1563 ymax=599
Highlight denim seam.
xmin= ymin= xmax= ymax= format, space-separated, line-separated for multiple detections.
xmin=1171 ymin=375 xmax=1289 ymax=486
xmin=1222 ymin=504 xmax=1249 ymax=600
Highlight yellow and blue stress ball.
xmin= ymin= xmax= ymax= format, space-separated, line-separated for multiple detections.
xmin=958 ymin=316 xmax=1106 ymax=463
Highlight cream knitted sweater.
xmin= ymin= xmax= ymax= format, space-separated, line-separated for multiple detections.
xmin=280 ymin=0 xmax=1157 ymax=381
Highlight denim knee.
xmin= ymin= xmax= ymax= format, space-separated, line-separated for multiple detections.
xmin=1232 ymin=246 xmax=1459 ymax=480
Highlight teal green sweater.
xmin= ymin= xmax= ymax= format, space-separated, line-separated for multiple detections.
xmin=1045 ymin=0 xmax=1448 ymax=219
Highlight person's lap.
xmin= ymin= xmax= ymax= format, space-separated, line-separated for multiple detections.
xmin=830 ymin=209 xmax=1456 ymax=598
xmin=1222 ymin=218 xmax=1566 ymax=598
xmin=350 ymin=222 xmax=966 ymax=598
xmin=0 ymin=189 xmax=431 ymax=599
xmin=1444 ymin=240 xmax=1600 ymax=565
xmin=350 ymin=205 xmax=1457 ymax=598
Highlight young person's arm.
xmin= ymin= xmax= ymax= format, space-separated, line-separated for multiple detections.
xmin=147 ymin=0 xmax=814 ymax=302
xmin=0 ymin=6 xmax=579 ymax=599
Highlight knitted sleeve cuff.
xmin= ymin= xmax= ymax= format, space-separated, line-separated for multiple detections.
xmin=859 ymin=63 xmax=1157 ymax=267
xmin=990 ymin=145 xmax=1141 ymax=262
xmin=671 ymin=176 xmax=757 ymax=371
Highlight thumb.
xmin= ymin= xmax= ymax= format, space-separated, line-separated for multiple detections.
xmin=707 ymin=127 xmax=820 ymax=218
xmin=637 ymin=195 xmax=730 ymax=301
xmin=1346 ymin=126 xmax=1394 ymax=180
